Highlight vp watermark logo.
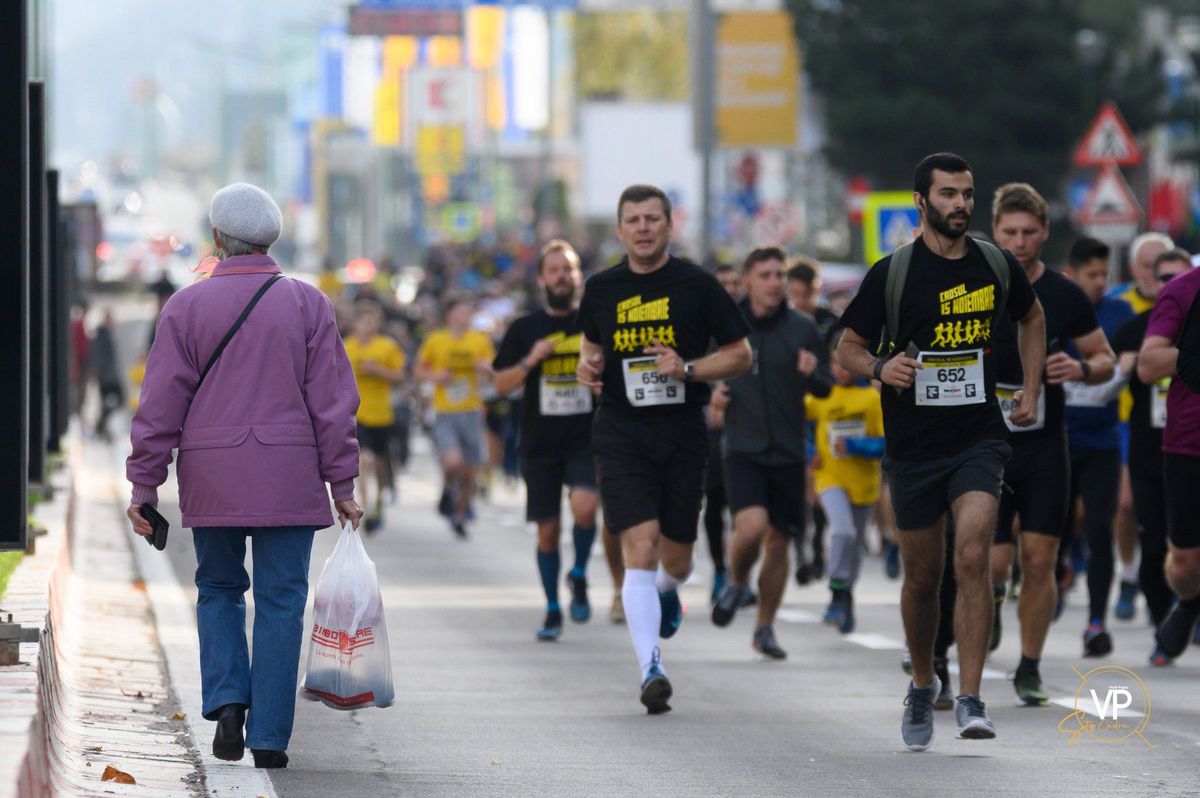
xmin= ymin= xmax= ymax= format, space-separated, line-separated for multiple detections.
xmin=1058 ymin=665 xmax=1151 ymax=747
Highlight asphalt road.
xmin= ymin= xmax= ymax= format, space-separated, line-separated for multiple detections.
xmin=102 ymin=308 xmax=1200 ymax=797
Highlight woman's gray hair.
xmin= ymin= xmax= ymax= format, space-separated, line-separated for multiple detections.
xmin=214 ymin=228 xmax=269 ymax=258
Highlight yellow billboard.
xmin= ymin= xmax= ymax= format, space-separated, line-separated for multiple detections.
xmin=715 ymin=12 xmax=799 ymax=149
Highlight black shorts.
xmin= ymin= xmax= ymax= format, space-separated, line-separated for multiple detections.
xmin=356 ymin=422 xmax=392 ymax=457
xmin=996 ymin=434 xmax=1070 ymax=544
xmin=724 ymin=452 xmax=804 ymax=538
xmin=1164 ymin=453 xmax=1200 ymax=549
xmin=521 ymin=448 xmax=597 ymax=523
xmin=882 ymin=438 xmax=1011 ymax=531
xmin=592 ymin=407 xmax=708 ymax=544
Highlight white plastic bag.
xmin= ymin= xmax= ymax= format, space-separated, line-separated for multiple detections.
xmin=300 ymin=521 xmax=395 ymax=710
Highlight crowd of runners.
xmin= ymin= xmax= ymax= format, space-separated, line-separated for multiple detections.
xmin=280 ymin=153 xmax=1200 ymax=752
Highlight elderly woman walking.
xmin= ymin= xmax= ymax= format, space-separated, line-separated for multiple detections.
xmin=126 ymin=183 xmax=363 ymax=769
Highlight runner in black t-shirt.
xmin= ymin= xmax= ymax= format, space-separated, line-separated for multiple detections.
xmin=987 ymin=189 xmax=1114 ymax=705
xmin=836 ymin=153 xmax=1044 ymax=751
xmin=493 ymin=240 xmax=623 ymax=641
xmin=576 ymin=184 xmax=752 ymax=715
xmin=1113 ymin=249 xmax=1193 ymax=664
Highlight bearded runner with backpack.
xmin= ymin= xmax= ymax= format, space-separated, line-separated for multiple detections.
xmin=836 ymin=153 xmax=1045 ymax=752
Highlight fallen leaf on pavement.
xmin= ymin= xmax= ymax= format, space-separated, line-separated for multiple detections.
xmin=171 ymin=712 xmax=186 ymax=720
xmin=85 ymin=746 xmax=102 ymax=752
xmin=101 ymin=765 xmax=136 ymax=784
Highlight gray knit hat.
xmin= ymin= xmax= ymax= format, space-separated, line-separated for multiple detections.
xmin=209 ymin=183 xmax=282 ymax=247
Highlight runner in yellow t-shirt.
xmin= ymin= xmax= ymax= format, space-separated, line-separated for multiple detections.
xmin=805 ymin=351 xmax=885 ymax=634
xmin=415 ymin=294 xmax=495 ymax=536
xmin=344 ymin=302 xmax=406 ymax=532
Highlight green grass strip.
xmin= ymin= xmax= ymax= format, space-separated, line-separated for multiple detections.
xmin=0 ymin=551 xmax=24 ymax=601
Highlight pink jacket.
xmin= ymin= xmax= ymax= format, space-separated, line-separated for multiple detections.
xmin=126 ymin=255 xmax=360 ymax=529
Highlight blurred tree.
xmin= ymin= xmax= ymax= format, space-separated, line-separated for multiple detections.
xmin=575 ymin=12 xmax=690 ymax=101
xmin=787 ymin=0 xmax=1165 ymax=243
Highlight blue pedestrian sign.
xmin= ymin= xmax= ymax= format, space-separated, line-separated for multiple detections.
xmin=862 ymin=192 xmax=920 ymax=265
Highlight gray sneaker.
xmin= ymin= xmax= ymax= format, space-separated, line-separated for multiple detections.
xmin=901 ymin=676 xmax=940 ymax=752
xmin=955 ymin=695 xmax=996 ymax=739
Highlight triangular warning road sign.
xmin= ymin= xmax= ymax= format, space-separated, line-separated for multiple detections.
xmin=1077 ymin=165 xmax=1142 ymax=224
xmin=1073 ymin=102 xmax=1142 ymax=167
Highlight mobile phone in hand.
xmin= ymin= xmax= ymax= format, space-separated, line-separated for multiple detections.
xmin=138 ymin=504 xmax=169 ymax=551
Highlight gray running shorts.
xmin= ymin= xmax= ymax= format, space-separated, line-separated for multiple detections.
xmin=432 ymin=410 xmax=486 ymax=466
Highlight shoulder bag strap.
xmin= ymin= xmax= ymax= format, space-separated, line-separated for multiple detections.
xmin=882 ymin=241 xmax=914 ymax=355
xmin=196 ymin=274 xmax=284 ymax=389
xmin=973 ymin=238 xmax=1010 ymax=326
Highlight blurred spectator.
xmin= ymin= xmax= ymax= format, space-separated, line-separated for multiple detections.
xmin=91 ymin=310 xmax=125 ymax=441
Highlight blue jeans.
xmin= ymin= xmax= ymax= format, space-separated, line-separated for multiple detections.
xmin=193 ymin=526 xmax=316 ymax=751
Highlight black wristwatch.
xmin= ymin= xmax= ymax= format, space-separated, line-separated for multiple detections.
xmin=872 ymin=358 xmax=885 ymax=381
xmin=1080 ymin=360 xmax=1092 ymax=382
xmin=684 ymin=361 xmax=696 ymax=381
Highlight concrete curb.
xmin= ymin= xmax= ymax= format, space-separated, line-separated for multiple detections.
xmin=0 ymin=462 xmax=69 ymax=798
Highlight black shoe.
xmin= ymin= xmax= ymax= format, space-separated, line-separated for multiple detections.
xmin=212 ymin=703 xmax=246 ymax=762
xmin=451 ymin=520 xmax=468 ymax=539
xmin=1083 ymin=624 xmax=1113 ymax=657
xmin=711 ymin=584 xmax=746 ymax=627
xmin=1157 ymin=600 xmax=1200 ymax=659
xmin=794 ymin=561 xmax=813 ymax=586
xmin=251 ymin=749 xmax=289 ymax=769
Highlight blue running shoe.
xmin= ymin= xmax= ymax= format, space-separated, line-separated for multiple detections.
xmin=567 ymin=572 xmax=591 ymax=623
xmin=659 ymin=589 xmax=683 ymax=639
xmin=711 ymin=570 xmax=727 ymax=605
xmin=640 ymin=664 xmax=672 ymax=715
xmin=838 ymin=594 xmax=856 ymax=634
xmin=536 ymin=610 xmax=563 ymax=642
xmin=1115 ymin=580 xmax=1137 ymax=621
xmin=822 ymin=591 xmax=848 ymax=627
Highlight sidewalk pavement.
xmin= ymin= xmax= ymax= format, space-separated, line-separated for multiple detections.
xmin=0 ymin=429 xmax=276 ymax=798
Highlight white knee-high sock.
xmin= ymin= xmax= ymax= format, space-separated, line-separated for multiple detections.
xmin=1120 ymin=553 xmax=1140 ymax=584
xmin=622 ymin=569 xmax=662 ymax=678
xmin=655 ymin=562 xmax=691 ymax=593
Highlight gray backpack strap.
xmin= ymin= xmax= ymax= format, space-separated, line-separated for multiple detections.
xmin=973 ymin=238 xmax=1010 ymax=323
xmin=882 ymin=241 xmax=915 ymax=355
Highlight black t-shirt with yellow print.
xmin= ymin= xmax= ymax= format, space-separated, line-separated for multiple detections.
xmin=578 ymin=256 xmax=751 ymax=416
xmin=494 ymin=309 xmax=593 ymax=458
xmin=839 ymin=237 xmax=1037 ymax=460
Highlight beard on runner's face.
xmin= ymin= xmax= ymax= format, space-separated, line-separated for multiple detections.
xmin=545 ymin=282 xmax=576 ymax=310
xmin=926 ymin=200 xmax=970 ymax=239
